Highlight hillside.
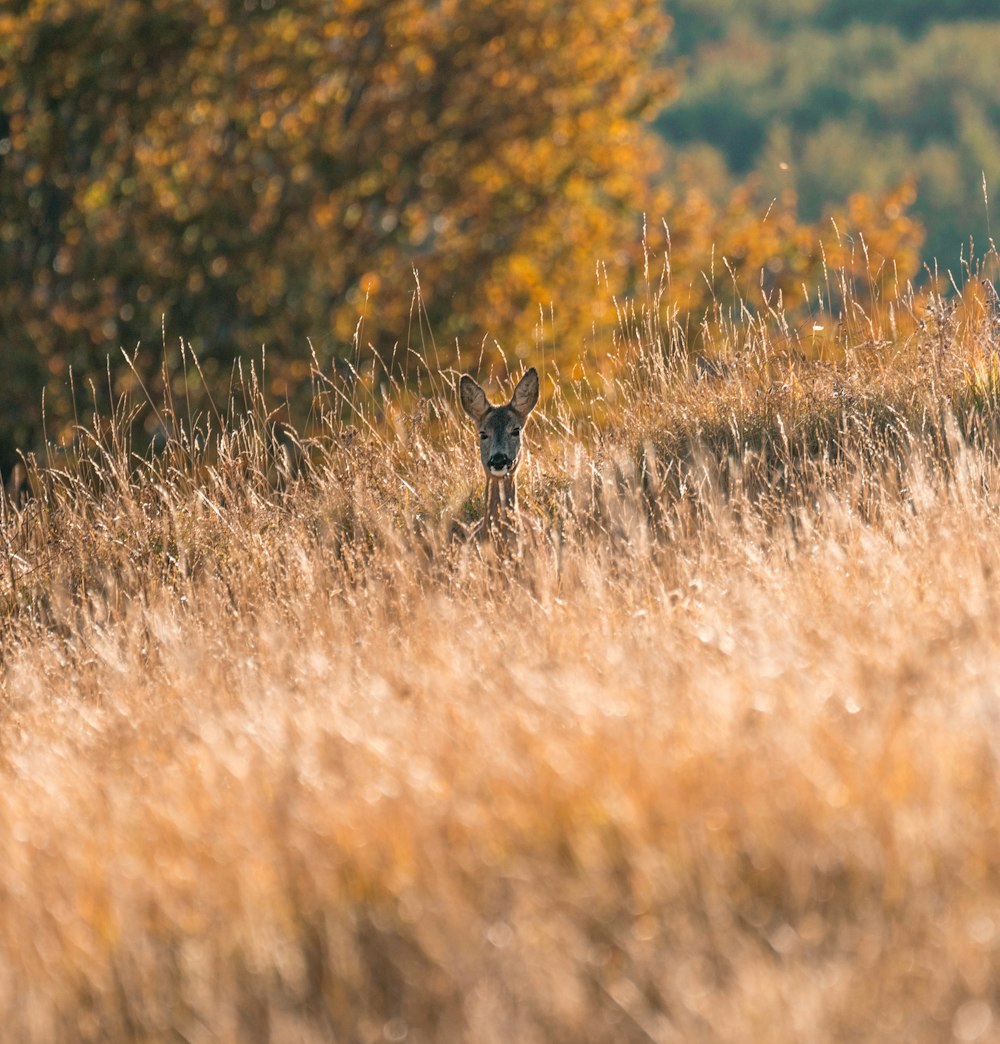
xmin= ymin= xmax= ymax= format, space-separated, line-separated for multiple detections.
xmin=4 ymin=267 xmax=1000 ymax=1038
xmin=660 ymin=0 xmax=1000 ymax=268
xmin=5 ymin=8 xmax=1000 ymax=1036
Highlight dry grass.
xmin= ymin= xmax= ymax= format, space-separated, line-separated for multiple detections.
xmin=5 ymin=282 xmax=1000 ymax=1042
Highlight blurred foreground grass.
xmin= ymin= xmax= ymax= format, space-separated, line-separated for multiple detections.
xmin=4 ymin=276 xmax=1000 ymax=1041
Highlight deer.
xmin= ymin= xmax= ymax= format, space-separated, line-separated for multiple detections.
xmin=459 ymin=367 xmax=539 ymax=541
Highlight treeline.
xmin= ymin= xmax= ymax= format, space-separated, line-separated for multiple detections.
xmin=660 ymin=0 xmax=1000 ymax=268
xmin=1 ymin=0 xmax=922 ymax=471
xmin=1 ymin=0 xmax=674 ymax=457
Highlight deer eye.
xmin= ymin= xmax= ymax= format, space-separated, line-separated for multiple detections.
xmin=511 ymin=428 xmax=521 ymax=437
xmin=479 ymin=431 xmax=488 ymax=440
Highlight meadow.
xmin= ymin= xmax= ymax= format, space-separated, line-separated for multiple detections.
xmin=4 ymin=266 xmax=1000 ymax=1042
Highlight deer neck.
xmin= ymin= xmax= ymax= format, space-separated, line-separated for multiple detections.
xmin=484 ymin=473 xmax=517 ymax=524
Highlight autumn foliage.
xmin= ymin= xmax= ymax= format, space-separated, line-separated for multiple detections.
xmin=0 ymin=2 xmax=669 ymax=416
xmin=1 ymin=0 xmax=921 ymax=457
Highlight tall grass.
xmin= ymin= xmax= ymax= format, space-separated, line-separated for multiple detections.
xmin=4 ymin=264 xmax=1000 ymax=1042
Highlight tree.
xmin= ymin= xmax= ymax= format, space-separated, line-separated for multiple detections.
xmin=1 ymin=0 xmax=925 ymax=472
xmin=0 ymin=0 xmax=674 ymax=449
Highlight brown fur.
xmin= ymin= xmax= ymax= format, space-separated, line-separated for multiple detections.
xmin=459 ymin=368 xmax=539 ymax=540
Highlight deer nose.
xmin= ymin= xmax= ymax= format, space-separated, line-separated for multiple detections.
xmin=488 ymin=452 xmax=511 ymax=471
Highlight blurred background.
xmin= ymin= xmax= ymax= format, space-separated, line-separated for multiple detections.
xmin=1 ymin=0 xmax=996 ymax=472
xmin=660 ymin=0 xmax=1000 ymax=274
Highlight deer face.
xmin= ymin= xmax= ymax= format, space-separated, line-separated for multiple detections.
xmin=460 ymin=368 xmax=539 ymax=478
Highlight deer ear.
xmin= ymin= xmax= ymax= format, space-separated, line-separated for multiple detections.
xmin=460 ymin=374 xmax=490 ymax=422
xmin=510 ymin=367 xmax=539 ymax=417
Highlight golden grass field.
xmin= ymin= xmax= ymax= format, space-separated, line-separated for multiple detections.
xmin=5 ymin=274 xmax=1000 ymax=1042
